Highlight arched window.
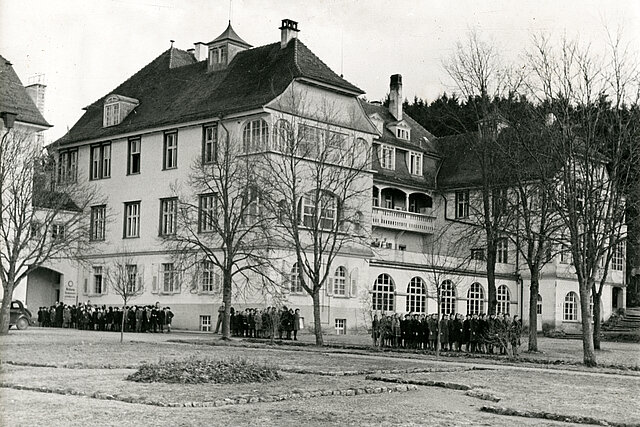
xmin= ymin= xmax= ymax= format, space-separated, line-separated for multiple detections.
xmin=496 ymin=285 xmax=511 ymax=315
xmin=298 ymin=190 xmax=339 ymax=230
xmin=466 ymin=282 xmax=485 ymax=315
xmin=406 ymin=277 xmax=427 ymax=313
xmin=536 ymin=294 xmax=543 ymax=315
xmin=563 ymin=292 xmax=578 ymax=321
xmin=440 ymin=280 xmax=456 ymax=315
xmin=273 ymin=119 xmax=292 ymax=152
xmin=333 ymin=266 xmax=347 ymax=296
xmin=289 ymin=263 xmax=303 ymax=293
xmin=372 ymin=274 xmax=395 ymax=312
xmin=243 ymin=118 xmax=269 ymax=153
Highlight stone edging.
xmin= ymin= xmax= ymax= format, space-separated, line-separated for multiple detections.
xmin=280 ymin=366 xmax=476 ymax=377
xmin=0 ymin=382 xmax=418 ymax=408
xmin=364 ymin=375 xmax=471 ymax=390
xmin=2 ymin=360 xmax=138 ymax=370
xmin=480 ymin=406 xmax=638 ymax=427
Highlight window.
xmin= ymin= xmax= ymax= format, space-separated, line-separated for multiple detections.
xmin=380 ymin=145 xmax=395 ymax=170
xmin=537 ymin=294 xmax=543 ymax=315
xmin=560 ymin=246 xmax=572 ymax=264
xmin=162 ymin=263 xmax=177 ymax=293
xmin=163 ymin=131 xmax=178 ymax=169
xmin=93 ymin=266 xmax=104 ymax=294
xmin=372 ymin=274 xmax=395 ymax=312
xmin=90 ymin=205 xmax=106 ymax=241
xmin=103 ymin=102 xmax=120 ymax=127
xmin=466 ymin=282 xmax=485 ymax=315
xmin=124 ymin=201 xmax=140 ymax=238
xmin=58 ymin=149 xmax=78 ymax=183
xmin=492 ymin=188 xmax=508 ymax=215
xmin=127 ymin=137 xmax=141 ymax=175
xmin=273 ymin=119 xmax=292 ymax=152
xmin=289 ymin=263 xmax=303 ymax=293
xmin=440 ymin=280 xmax=456 ymax=315
xmin=125 ymin=264 xmax=138 ymax=293
xmin=199 ymin=193 xmax=217 ymax=232
xmin=159 ymin=198 xmax=177 ymax=236
xmin=200 ymin=315 xmax=212 ymax=332
xmin=333 ymin=266 xmax=347 ymax=296
xmin=201 ymin=260 xmax=219 ymax=293
xmin=90 ymin=142 xmax=111 ymax=180
xmin=612 ymin=242 xmax=625 ymax=271
xmin=455 ymin=190 xmax=469 ymax=218
xmin=242 ymin=119 xmax=269 ymax=153
xmin=335 ymin=318 xmax=347 ymax=335
xmin=244 ymin=187 xmax=261 ymax=224
xmin=408 ymin=151 xmax=422 ymax=176
xmin=496 ymin=285 xmax=510 ymax=315
xmin=299 ymin=191 xmax=339 ymax=230
xmin=406 ymin=277 xmax=426 ymax=313
xmin=496 ymin=238 xmax=508 ymax=263
xmin=202 ymin=124 xmax=217 ymax=164
xmin=51 ymin=223 xmax=65 ymax=241
xmin=396 ymin=128 xmax=409 ymax=140
xmin=563 ymin=291 xmax=578 ymax=321
xmin=219 ymin=46 xmax=227 ymax=63
xmin=471 ymin=249 xmax=485 ymax=261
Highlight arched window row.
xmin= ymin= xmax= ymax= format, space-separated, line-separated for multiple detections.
xmin=466 ymin=282 xmax=485 ymax=316
xmin=496 ymin=285 xmax=511 ymax=315
xmin=406 ymin=277 xmax=427 ymax=314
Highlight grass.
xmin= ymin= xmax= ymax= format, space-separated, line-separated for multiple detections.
xmin=126 ymin=357 xmax=281 ymax=384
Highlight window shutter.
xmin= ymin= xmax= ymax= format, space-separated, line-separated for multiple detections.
xmin=83 ymin=276 xmax=88 ymax=296
xmin=137 ymin=275 xmax=143 ymax=293
xmin=191 ymin=262 xmax=201 ymax=294
xmin=102 ymin=268 xmax=108 ymax=295
xmin=152 ymin=264 xmax=159 ymax=294
xmin=349 ymin=267 xmax=358 ymax=298
xmin=326 ymin=278 xmax=334 ymax=296
xmin=175 ymin=269 xmax=182 ymax=294
xmin=281 ymin=261 xmax=288 ymax=292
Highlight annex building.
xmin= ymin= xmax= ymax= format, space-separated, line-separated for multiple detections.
xmin=23 ymin=19 xmax=626 ymax=333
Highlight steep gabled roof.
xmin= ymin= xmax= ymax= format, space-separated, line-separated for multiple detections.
xmin=0 ymin=54 xmax=50 ymax=128
xmin=57 ymin=39 xmax=363 ymax=145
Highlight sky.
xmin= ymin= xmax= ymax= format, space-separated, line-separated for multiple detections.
xmin=1 ymin=0 xmax=639 ymax=142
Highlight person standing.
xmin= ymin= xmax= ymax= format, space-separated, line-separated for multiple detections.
xmin=439 ymin=314 xmax=450 ymax=351
xmin=164 ymin=307 xmax=174 ymax=333
xmin=293 ymin=308 xmax=301 ymax=341
xmin=371 ymin=314 xmax=379 ymax=347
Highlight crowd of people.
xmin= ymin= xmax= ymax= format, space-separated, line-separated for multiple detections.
xmin=37 ymin=302 xmax=174 ymax=333
xmin=220 ymin=306 xmax=302 ymax=340
xmin=371 ymin=312 xmax=522 ymax=355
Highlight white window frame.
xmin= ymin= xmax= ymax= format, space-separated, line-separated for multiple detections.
xmin=612 ymin=242 xmax=624 ymax=271
xmin=455 ymin=190 xmax=469 ymax=218
xmin=289 ymin=263 xmax=303 ymax=293
xmin=563 ymin=292 xmax=578 ymax=321
xmin=90 ymin=143 xmax=111 ymax=180
xmin=440 ymin=280 xmax=456 ymax=315
xmin=537 ymin=294 xmax=543 ymax=315
xmin=124 ymin=201 xmax=140 ymax=238
xmin=162 ymin=263 xmax=177 ymax=294
xmin=200 ymin=315 xmax=212 ymax=332
xmin=201 ymin=260 xmax=219 ymax=293
xmin=125 ymin=264 xmax=138 ymax=293
xmin=90 ymin=205 xmax=106 ymax=241
xmin=372 ymin=274 xmax=395 ymax=312
xmin=58 ymin=149 xmax=78 ymax=183
xmin=160 ymin=198 xmax=177 ymax=236
xmin=203 ymin=124 xmax=217 ymax=164
xmin=496 ymin=238 xmax=508 ymax=264
xmin=333 ymin=266 xmax=347 ymax=296
xmin=242 ymin=118 xmax=269 ymax=153
xmin=199 ymin=193 xmax=217 ymax=232
xmin=335 ymin=318 xmax=347 ymax=335
xmin=128 ymin=137 xmax=141 ymax=175
xmin=51 ymin=223 xmax=65 ymax=241
xmin=408 ymin=151 xmax=422 ymax=176
xmin=380 ymin=145 xmax=395 ymax=170
xmin=406 ymin=277 xmax=426 ymax=314
xmin=301 ymin=192 xmax=338 ymax=230
xmin=466 ymin=282 xmax=485 ymax=316
xmin=163 ymin=131 xmax=178 ymax=169
xmin=93 ymin=266 xmax=104 ymax=295
xmin=103 ymin=102 xmax=120 ymax=127
xmin=496 ymin=285 xmax=510 ymax=315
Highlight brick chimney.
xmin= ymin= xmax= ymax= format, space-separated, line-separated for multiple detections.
xmin=193 ymin=42 xmax=208 ymax=62
xmin=280 ymin=19 xmax=299 ymax=48
xmin=389 ymin=74 xmax=402 ymax=121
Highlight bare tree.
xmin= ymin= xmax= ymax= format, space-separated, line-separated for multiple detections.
xmin=0 ymin=129 xmax=99 ymax=334
xmin=104 ymin=250 xmax=145 ymax=342
xmin=257 ymin=91 xmax=373 ymax=346
xmin=525 ymin=33 xmax=640 ymax=365
xmin=161 ymin=121 xmax=273 ymax=340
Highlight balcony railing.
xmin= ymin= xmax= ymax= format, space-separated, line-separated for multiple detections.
xmin=372 ymin=207 xmax=435 ymax=234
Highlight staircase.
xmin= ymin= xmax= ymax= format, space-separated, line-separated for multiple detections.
xmin=602 ymin=307 xmax=640 ymax=333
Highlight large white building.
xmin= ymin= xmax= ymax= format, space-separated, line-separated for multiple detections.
xmin=27 ymin=20 xmax=626 ymax=333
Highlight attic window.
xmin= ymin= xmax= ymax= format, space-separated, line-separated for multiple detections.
xmin=396 ymin=128 xmax=410 ymax=140
xmin=104 ymin=101 xmax=120 ymax=127
xmin=103 ymin=94 xmax=139 ymax=128
xmin=209 ymin=46 xmax=227 ymax=65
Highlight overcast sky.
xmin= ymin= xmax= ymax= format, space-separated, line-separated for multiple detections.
xmin=1 ymin=0 xmax=638 ymax=142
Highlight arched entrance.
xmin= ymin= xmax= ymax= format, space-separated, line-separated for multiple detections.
xmin=26 ymin=267 xmax=62 ymax=309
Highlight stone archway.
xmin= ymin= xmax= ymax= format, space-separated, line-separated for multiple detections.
xmin=26 ymin=267 xmax=62 ymax=309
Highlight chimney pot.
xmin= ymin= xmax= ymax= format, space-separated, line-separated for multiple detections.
xmin=280 ymin=19 xmax=299 ymax=48
xmin=389 ymin=74 xmax=403 ymax=121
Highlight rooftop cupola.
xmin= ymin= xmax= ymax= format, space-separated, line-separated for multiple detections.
xmin=207 ymin=21 xmax=252 ymax=72
xmin=279 ymin=19 xmax=299 ymax=48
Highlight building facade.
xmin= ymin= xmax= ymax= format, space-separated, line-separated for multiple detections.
xmin=32 ymin=20 xmax=625 ymax=333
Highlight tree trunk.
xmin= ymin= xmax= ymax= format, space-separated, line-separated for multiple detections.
xmin=593 ymin=293 xmax=602 ymax=350
xmin=579 ymin=281 xmax=597 ymax=366
xmin=486 ymin=250 xmax=497 ymax=315
xmin=0 ymin=280 xmax=15 ymax=335
xmin=120 ymin=303 xmax=126 ymax=343
xmin=221 ymin=272 xmax=232 ymax=340
xmin=436 ymin=287 xmax=441 ymax=358
xmin=528 ymin=274 xmax=539 ymax=352
xmin=312 ymin=289 xmax=324 ymax=346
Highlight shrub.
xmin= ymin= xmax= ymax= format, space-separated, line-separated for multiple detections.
xmin=126 ymin=357 xmax=281 ymax=384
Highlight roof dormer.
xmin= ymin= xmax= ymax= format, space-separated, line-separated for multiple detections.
xmin=103 ymin=94 xmax=139 ymax=127
xmin=388 ymin=120 xmax=411 ymax=141
xmin=207 ymin=21 xmax=252 ymax=72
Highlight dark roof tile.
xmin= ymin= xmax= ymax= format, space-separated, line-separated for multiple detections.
xmin=0 ymin=54 xmax=50 ymax=128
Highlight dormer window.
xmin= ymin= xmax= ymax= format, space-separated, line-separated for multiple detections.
xmin=102 ymin=94 xmax=139 ymax=128
xmin=396 ymin=128 xmax=410 ymax=140
xmin=209 ymin=46 xmax=227 ymax=65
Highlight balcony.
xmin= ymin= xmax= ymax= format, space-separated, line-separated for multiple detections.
xmin=372 ymin=207 xmax=435 ymax=234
